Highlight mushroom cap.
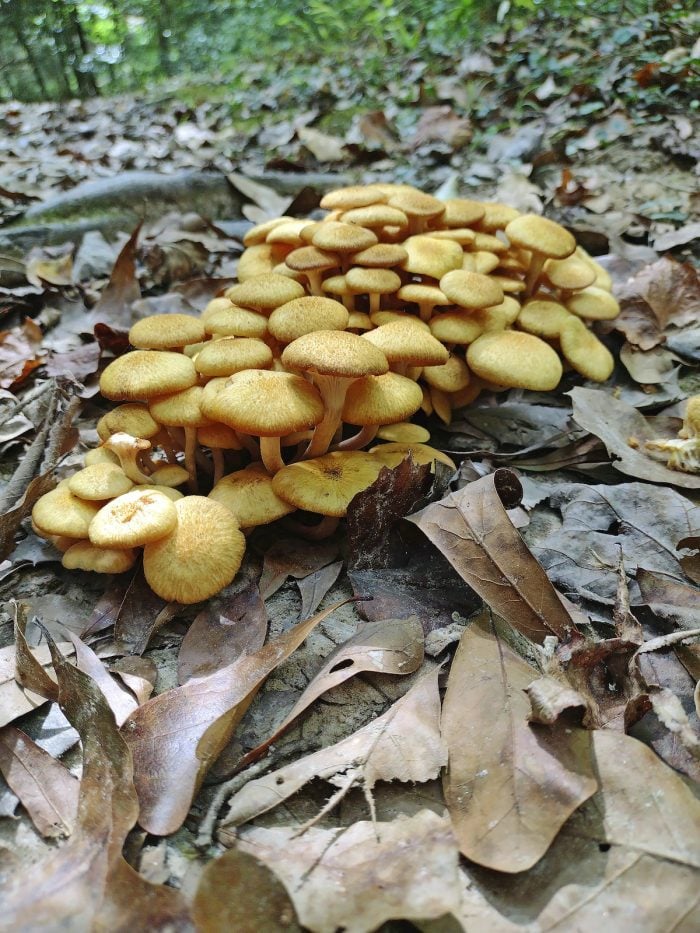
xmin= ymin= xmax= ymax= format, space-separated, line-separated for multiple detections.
xmin=370 ymin=442 xmax=456 ymax=471
xmin=32 ymin=486 xmax=102 ymax=539
xmin=243 ymin=216 xmax=295 ymax=247
xmin=88 ymin=488 xmax=178 ymax=548
xmin=429 ymin=312 xmax=483 ymax=345
xmin=268 ymin=296 xmax=349 ymax=344
xmin=131 ymin=484 xmax=184 ymax=501
xmin=235 ymin=244 xmax=278 ymax=281
xmin=387 ymin=189 xmax=445 ymax=222
xmin=84 ymin=447 xmax=120 ymax=467
xmin=266 ymin=219 xmax=312 ymax=245
xmin=68 ymin=463 xmax=133 ymax=501
xmin=377 ymin=422 xmax=431 ymax=444
xmin=282 ymin=330 xmax=389 ymax=379
xmin=681 ymin=396 xmax=700 ymax=439
xmin=440 ymin=270 xmax=504 ymax=310
xmin=397 ymin=283 xmax=450 ymax=309
xmin=62 ymin=541 xmax=136 ymax=574
xmin=362 ymin=321 xmax=449 ymax=367
xmin=284 ymin=245 xmax=338 ymax=273
xmin=505 ymin=214 xmax=576 ymax=259
xmin=311 ymin=222 xmax=378 ymax=254
xmin=467 ymin=331 xmax=563 ymax=391
xmin=99 ymin=351 xmax=197 ymax=401
xmin=401 ymin=235 xmax=463 ymax=279
xmin=350 ymin=243 xmax=408 ymax=268
xmin=320 ymin=185 xmax=388 ymax=211
xmin=149 ymin=465 xmax=190 ymax=487
xmin=466 ymin=250 xmax=501 ymax=274
xmin=544 ymin=256 xmax=596 ymax=290
xmin=488 ymin=295 xmax=521 ymax=325
xmin=477 ymin=202 xmax=521 ymax=231
xmin=429 ymin=227 xmax=477 ymax=246
xmin=346 ymin=311 xmax=373 ymax=331
xmin=143 ymin=496 xmax=246 ymax=604
xmin=370 ymin=312 xmax=429 ymax=330
xmin=197 ymin=424 xmax=243 ymax=450
xmin=345 ymin=267 xmax=402 ymax=295
xmin=321 ymin=275 xmax=353 ymax=301
xmin=96 ymin=403 xmax=160 ymax=441
xmin=194 ymin=337 xmax=273 ymax=378
xmin=442 ymin=198 xmax=486 ymax=227
xmin=224 ymin=274 xmax=305 ymax=312
xmin=422 ymin=354 xmax=471 ymax=392
xmin=203 ymin=306 xmax=269 ymax=339
xmin=209 ymin=463 xmax=296 ymax=528
xmin=341 ymin=205 xmax=409 ymax=229
xmin=559 ymin=317 xmax=615 ymax=382
xmin=201 ymin=297 xmax=236 ymax=322
xmin=202 ymin=369 xmax=324 ymax=437
xmin=272 ymin=451 xmax=383 ymax=517
xmin=517 ymin=299 xmax=574 ymax=339
xmin=341 ymin=372 xmax=424 ymax=426
xmin=566 ymin=286 xmax=620 ymax=321
xmin=149 ymin=386 xmax=212 ymax=428
xmin=129 ymin=314 xmax=206 ymax=350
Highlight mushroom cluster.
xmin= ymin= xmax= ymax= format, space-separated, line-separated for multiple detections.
xmin=30 ymin=182 xmax=620 ymax=601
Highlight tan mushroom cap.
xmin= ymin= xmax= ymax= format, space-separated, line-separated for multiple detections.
xmin=350 ymin=243 xmax=408 ymax=268
xmin=517 ymin=299 xmax=574 ymax=339
xmin=401 ymin=235 xmax=463 ymax=279
xmin=341 ymin=205 xmax=409 ymax=229
xmin=68 ymin=463 xmax=133 ymax=501
xmin=194 ymin=337 xmax=273 ymax=378
xmin=272 ymin=451 xmax=383 ymax=517
xmin=84 ymin=447 xmax=120 ymax=467
xmin=62 ymin=541 xmax=136 ymax=574
xmin=370 ymin=312 xmax=429 ymax=329
xmin=150 ymin=465 xmax=190 ymax=487
xmin=680 ymin=396 xmax=700 ymax=439
xmin=243 ymin=216 xmax=295 ymax=247
xmin=197 ymin=424 xmax=243 ymax=450
xmin=342 ymin=372 xmax=423 ymax=426
xmin=143 ymin=496 xmax=245 ymax=604
xmin=268 ymin=296 xmax=349 ymax=344
xmin=559 ymin=317 xmax=615 ymax=382
xmin=345 ymin=267 xmax=402 ymax=296
xmin=377 ymin=422 xmax=431 ymax=444
xmin=266 ymin=220 xmax=313 ymax=245
xmin=488 ymin=295 xmax=521 ymax=325
xmin=470 ymin=251 xmax=501 ymax=274
xmin=284 ymin=245 xmax=338 ymax=273
xmin=370 ymin=442 xmax=456 ymax=471
xmin=387 ymin=189 xmax=445 ymax=222
xmin=209 ymin=463 xmax=296 ymax=528
xmin=149 ymin=386 xmax=212 ymax=427
xmin=100 ymin=351 xmax=197 ymax=401
xmin=131 ymin=484 xmax=184 ymax=501
xmin=202 ymin=369 xmax=324 ymax=436
xmin=544 ymin=256 xmax=596 ymax=291
xmin=467 ymin=331 xmax=563 ymax=391
xmin=225 ymin=274 xmax=305 ymax=312
xmin=202 ymin=297 xmax=236 ymax=323
xmin=88 ymin=488 xmax=178 ymax=548
xmin=477 ymin=203 xmax=521 ymax=231
xmin=236 ymin=243 xmax=278 ymax=281
xmin=363 ymin=321 xmax=449 ymax=367
xmin=440 ymin=269 xmax=504 ymax=310
xmin=505 ymin=214 xmax=576 ymax=259
xmin=422 ymin=354 xmax=471 ymax=392
xmin=311 ymin=222 xmax=378 ymax=254
xmin=429 ymin=312 xmax=484 ymax=345
xmin=129 ymin=314 xmax=206 ymax=350
xmin=203 ymin=306 xmax=269 ymax=338
xmin=96 ymin=403 xmax=160 ymax=441
xmin=320 ymin=185 xmax=388 ymax=211
xmin=283 ymin=330 xmax=389 ymax=379
xmin=397 ymin=283 xmax=450 ymax=312
xmin=430 ymin=227 xmax=477 ymax=246
xmin=442 ymin=198 xmax=486 ymax=228
xmin=321 ymin=275 xmax=354 ymax=304
xmin=32 ymin=485 xmax=102 ymax=539
xmin=566 ymin=286 xmax=620 ymax=321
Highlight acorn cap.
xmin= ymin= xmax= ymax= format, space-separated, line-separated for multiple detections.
xmin=203 ymin=306 xmax=268 ymax=338
xmin=225 ymin=274 xmax=305 ymax=312
xmin=282 ymin=330 xmax=389 ymax=379
xmin=272 ymin=451 xmax=383 ymax=517
xmin=559 ymin=317 xmax=615 ymax=382
xmin=143 ymin=496 xmax=245 ymax=604
xmin=320 ymin=185 xmax=388 ymax=210
xmin=422 ymin=354 xmax=471 ymax=392
xmin=517 ymin=299 xmax=574 ymax=339
xmin=62 ymin=541 xmax=136 ymax=574
xmin=149 ymin=386 xmax=212 ymax=427
xmin=129 ymin=314 xmax=206 ymax=350
xmin=268 ymin=296 xmax=349 ymax=344
xmin=32 ymin=486 xmax=102 ymax=539
xmin=442 ymin=198 xmax=486 ymax=227
xmin=362 ymin=321 xmax=449 ymax=367
xmin=341 ymin=372 xmax=423 ymax=426
xmin=68 ymin=463 xmax=133 ymax=501
xmin=429 ymin=312 xmax=483 ymax=345
xmin=209 ymin=463 xmax=296 ymax=528
xmin=370 ymin=442 xmax=456 ymax=471
xmin=467 ymin=331 xmax=563 ymax=391
xmin=194 ymin=337 xmax=273 ymax=378
xmin=202 ymin=369 xmax=324 ymax=436
xmin=311 ymin=222 xmax=378 ymax=254
xmin=96 ymin=403 xmax=160 ymax=441
xmin=99 ymin=351 xmax=197 ymax=401
xmin=377 ymin=422 xmax=431 ymax=444
xmin=505 ymin=214 xmax=576 ymax=259
xmin=566 ymin=286 xmax=620 ymax=321
xmin=350 ymin=243 xmax=408 ymax=268
xmin=440 ymin=269 xmax=504 ymax=310
xmin=88 ymin=488 xmax=178 ymax=548
xmin=401 ymin=235 xmax=463 ymax=279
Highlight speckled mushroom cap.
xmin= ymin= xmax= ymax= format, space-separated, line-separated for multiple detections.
xmin=340 ymin=204 xmax=409 ymax=230
xmin=62 ymin=541 xmax=136 ymax=574
xmin=430 ymin=227 xmax=477 ymax=246
xmin=362 ymin=321 xmax=449 ymax=367
xmin=505 ymin=214 xmax=576 ymax=259
xmin=544 ymin=256 xmax=596 ymax=291
xmin=441 ymin=198 xmax=486 ymax=228
xmin=320 ymin=185 xmax=388 ymax=210
xmin=272 ymin=451 xmax=383 ymax=517
xmin=429 ymin=312 xmax=484 ymax=345
xmin=202 ymin=369 xmax=324 ymax=436
xmin=68 ymin=463 xmax=133 ymax=501
xmin=401 ymin=235 xmax=463 ymax=279
xmin=477 ymin=203 xmax=521 ymax=232
xmin=345 ymin=267 xmax=402 ymax=296
xmin=88 ymin=488 xmax=178 ymax=548
xmin=440 ymin=270 xmax=504 ymax=310
xmin=197 ymin=424 xmax=243 ymax=451
xmin=566 ymin=286 xmax=620 ymax=321
xmin=422 ymin=354 xmax=471 ymax=392
xmin=268 ymin=296 xmax=349 ymax=343
xmin=377 ymin=422 xmax=431 ymax=444
xmin=96 ymin=403 xmax=160 ymax=441
xmin=243 ymin=216 xmax=295 ymax=247
xmin=194 ymin=337 xmax=273 ymax=378
xmin=143 ymin=496 xmax=246 ymax=604
xmin=369 ymin=442 xmax=456 ymax=471
xmin=224 ymin=273 xmax=305 ymax=312
xmin=559 ymin=317 xmax=615 ymax=382
xmin=201 ymin=297 xmax=236 ymax=322
xmin=32 ymin=485 xmax=102 ymax=539
xmin=517 ymin=299 xmax=574 ymax=339
xmin=350 ymin=243 xmax=408 ymax=268
xmin=282 ymin=330 xmax=389 ymax=379
xmin=266 ymin=219 xmax=313 ymax=246
xmin=149 ymin=386 xmax=212 ymax=427
xmin=235 ymin=244 xmax=278 ymax=281
xmin=209 ymin=463 xmax=296 ymax=528
xmin=341 ymin=372 xmax=423 ymax=426
xmin=99 ymin=351 xmax=197 ymax=401
xmin=370 ymin=312 xmax=429 ymax=329
xmin=387 ymin=189 xmax=445 ymax=225
xmin=284 ymin=245 xmax=338 ymax=274
xmin=203 ymin=306 xmax=269 ymax=338
xmin=128 ymin=314 xmax=206 ymax=350
xmin=467 ymin=330 xmax=563 ymax=391
xmin=311 ymin=221 xmax=378 ymax=254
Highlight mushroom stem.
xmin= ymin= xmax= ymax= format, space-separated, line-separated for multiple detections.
xmin=184 ymin=427 xmax=198 ymax=492
xmin=259 ymin=436 xmax=286 ymax=474
xmin=211 ymin=448 xmax=226 ymax=485
xmin=102 ymin=433 xmax=152 ymax=483
xmin=305 ymin=270 xmax=324 ymax=296
xmin=335 ymin=424 xmax=379 ymax=451
xmin=284 ymin=514 xmax=340 ymax=540
xmin=525 ymin=251 xmax=546 ymax=297
xmin=303 ymin=375 xmax=355 ymax=459
xmin=236 ymin=431 xmax=260 ymax=458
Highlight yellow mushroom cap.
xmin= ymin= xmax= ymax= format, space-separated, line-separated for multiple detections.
xmin=566 ymin=286 xmax=620 ymax=321
xmin=505 ymin=214 xmax=576 ymax=259
xmin=544 ymin=256 xmax=596 ymax=291
xmin=203 ymin=306 xmax=269 ymax=338
xmin=96 ymin=403 xmax=160 ymax=441
xmin=429 ymin=312 xmax=483 ymax=345
xmin=242 ymin=216 xmax=295 ymax=246
xmin=341 ymin=372 xmax=423 ymax=426
xmin=32 ymin=486 xmax=102 ymax=539
xmin=84 ymin=447 xmax=120 ymax=467
xmin=350 ymin=243 xmax=408 ymax=268
xmin=99 ymin=351 xmax=197 ymax=401
xmin=128 ymin=314 xmax=206 ymax=350
xmin=130 ymin=484 xmax=184 ymax=501
xmin=559 ymin=317 xmax=615 ymax=382
xmin=320 ymin=185 xmax=388 ymax=211
xmin=272 ymin=451 xmax=383 ymax=517
xmin=235 ymin=244 xmax=278 ymax=281
xmin=477 ymin=202 xmax=521 ymax=231
xmin=194 ymin=337 xmax=273 ymax=378
xmin=440 ymin=269 xmax=504 ymax=310
xmin=68 ymin=463 xmax=133 ymax=501
xmin=224 ymin=273 xmax=305 ymax=312
xmin=197 ymin=424 xmax=243 ymax=450
xmin=397 ymin=284 xmax=450 ymax=311
xmin=401 ymin=235 xmax=463 ymax=279
xmin=377 ymin=422 xmax=431 ymax=444
xmin=387 ymin=189 xmax=445 ymax=223
xmin=422 ymin=354 xmax=471 ymax=392
xmin=150 ymin=465 xmax=191 ymax=488
xmin=517 ymin=299 xmax=574 ymax=339
xmin=362 ymin=321 xmax=449 ymax=367
xmin=149 ymin=386 xmax=212 ymax=428
xmin=345 ymin=267 xmax=402 ymax=296
xmin=369 ymin=442 xmax=456 ymax=471
xmin=680 ymin=396 xmax=700 ymax=439
xmin=467 ymin=331 xmax=563 ymax=391
xmin=284 ymin=245 xmax=338 ymax=274
xmin=311 ymin=221 xmax=378 ymax=254
xmin=201 ymin=297 xmax=236 ymax=323
xmin=341 ymin=204 xmax=409 ymax=230
xmin=62 ymin=541 xmax=136 ymax=574
xmin=266 ymin=219 xmax=312 ymax=246
xmin=88 ymin=488 xmax=178 ymax=548
xmin=268 ymin=296 xmax=349 ymax=344
xmin=143 ymin=496 xmax=246 ymax=604
xmin=209 ymin=463 xmax=296 ymax=528
xmin=282 ymin=330 xmax=389 ymax=379
xmin=441 ymin=198 xmax=486 ymax=227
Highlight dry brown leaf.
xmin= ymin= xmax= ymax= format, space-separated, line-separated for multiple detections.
xmin=258 ymin=537 xmax=339 ymax=600
xmin=297 ymin=126 xmax=347 ymax=162
xmin=409 ymin=470 xmax=579 ymax=644
xmin=237 ymin=810 xmax=460 ymax=933
xmin=442 ymin=613 xmax=597 ymax=873
xmin=410 ymin=105 xmax=472 ymax=150
xmin=65 ymin=631 xmax=139 ymax=726
xmin=0 ymin=725 xmax=79 ymax=838
xmin=0 ymin=317 xmax=44 ymax=390
xmin=637 ymin=568 xmax=700 ymax=629
xmin=297 ymin=559 xmax=343 ymax=618
xmin=85 ymin=222 xmax=142 ymax=330
xmin=114 ymin=566 xmax=179 ymax=655
xmin=25 ymin=249 xmax=73 ymax=287
xmin=123 ymin=598 xmax=354 ymax=836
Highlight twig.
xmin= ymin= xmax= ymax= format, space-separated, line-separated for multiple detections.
xmin=0 ymin=379 xmax=53 ymax=428
xmin=194 ymin=757 xmax=273 ymax=851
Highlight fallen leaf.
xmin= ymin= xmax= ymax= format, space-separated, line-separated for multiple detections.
xmin=25 ymin=248 xmax=73 ymax=287
xmin=297 ymin=559 xmax=344 ymax=619
xmin=44 ymin=341 xmax=101 ymax=382
xmin=652 ymin=221 xmax=700 ymax=251
xmin=237 ymin=810 xmax=460 ymax=933
xmin=441 ymin=613 xmax=597 ymax=872
xmin=0 ymin=317 xmax=44 ymax=389
xmin=297 ymin=126 xmax=347 ymax=162
xmin=410 ymin=106 xmax=472 ymax=149
xmin=65 ymin=631 xmax=139 ymax=726
xmin=227 ymin=173 xmax=290 ymax=219
xmin=636 ymin=568 xmax=700 ymax=628
xmin=85 ymin=222 xmax=142 ymax=330
xmin=114 ymin=566 xmax=178 ymax=655
xmin=258 ymin=537 xmax=339 ymax=600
